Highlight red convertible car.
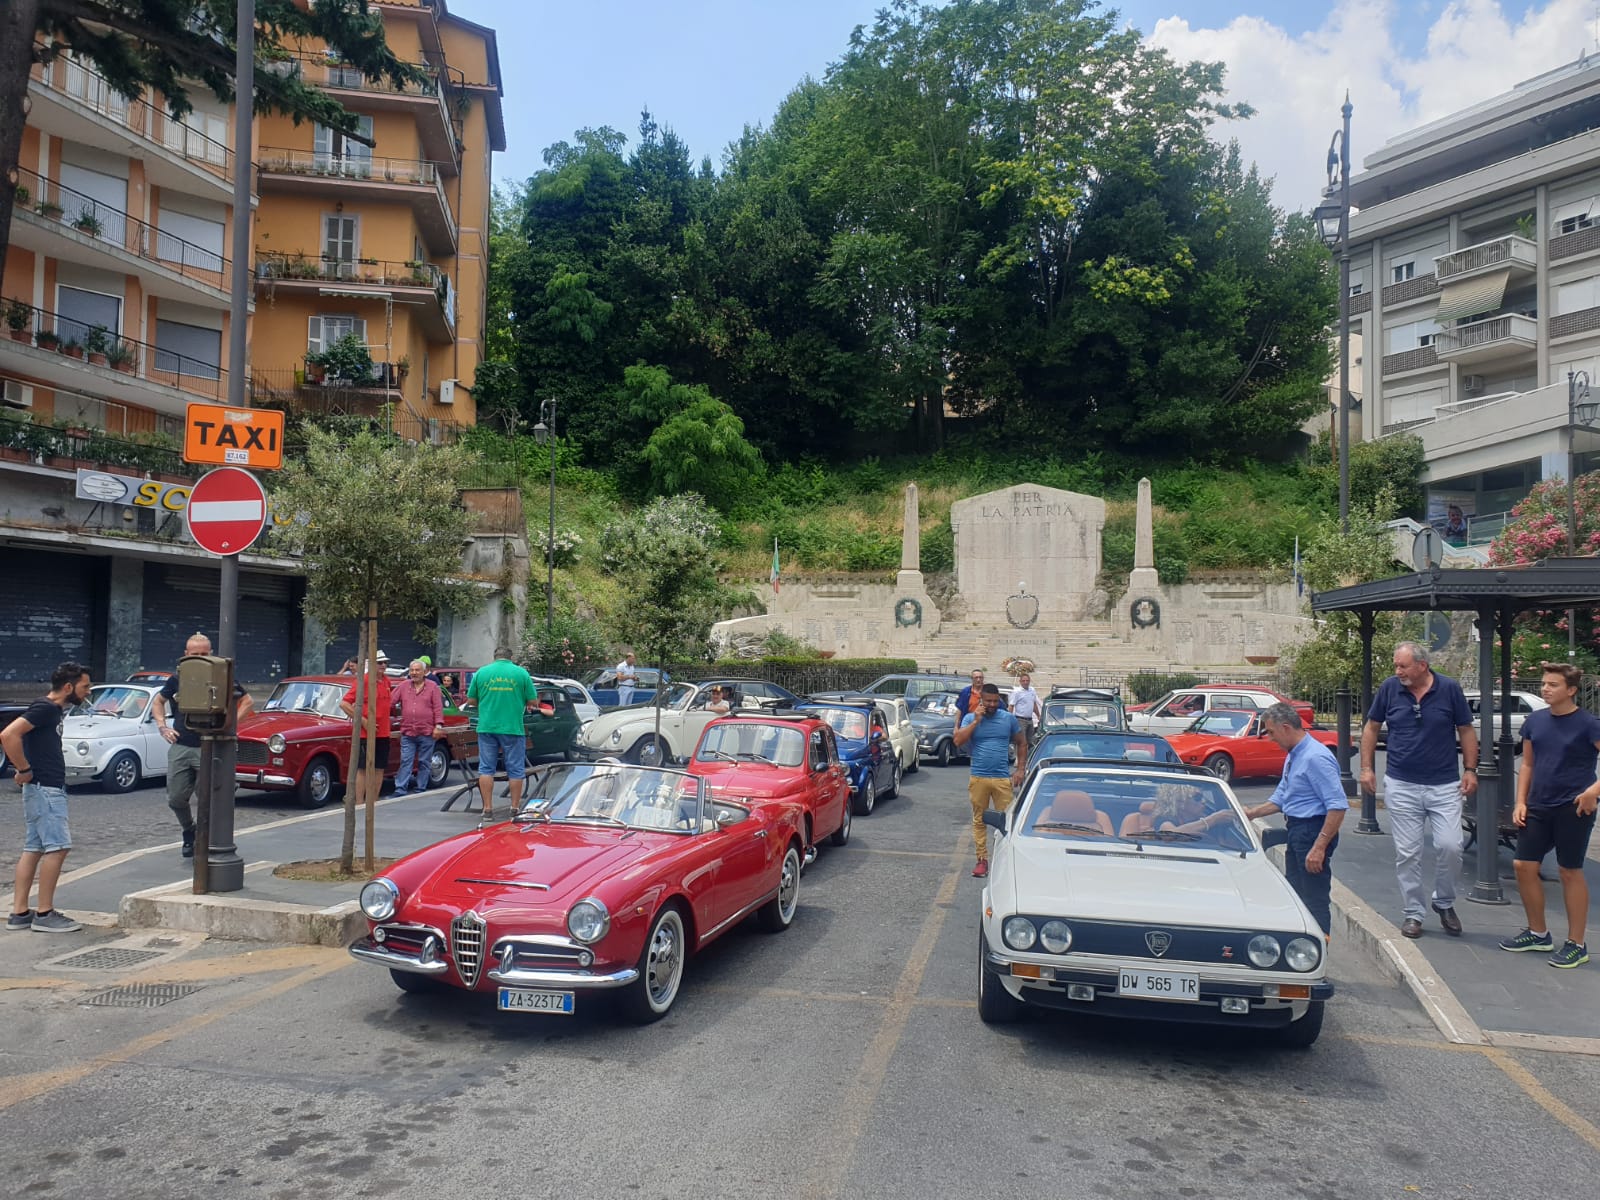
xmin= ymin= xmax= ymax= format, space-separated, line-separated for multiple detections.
xmin=686 ymin=713 xmax=853 ymax=859
xmin=349 ymin=763 xmax=807 ymax=1021
xmin=1165 ymin=709 xmax=1340 ymax=783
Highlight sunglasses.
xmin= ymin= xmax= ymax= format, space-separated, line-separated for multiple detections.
xmin=1412 ymin=702 xmax=1423 ymax=723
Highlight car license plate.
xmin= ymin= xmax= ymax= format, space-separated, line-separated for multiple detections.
xmin=1118 ymin=969 xmax=1199 ymax=1001
xmin=497 ymin=987 xmax=575 ymax=1014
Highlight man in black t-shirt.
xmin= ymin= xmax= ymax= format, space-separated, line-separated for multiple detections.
xmin=1 ymin=661 xmax=92 ymax=932
xmin=151 ymin=633 xmax=254 ymax=858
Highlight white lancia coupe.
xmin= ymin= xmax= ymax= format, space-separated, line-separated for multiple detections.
xmin=977 ymin=761 xmax=1333 ymax=1046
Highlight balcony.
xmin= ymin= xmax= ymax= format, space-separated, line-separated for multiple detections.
xmin=254 ymin=251 xmax=455 ymax=342
xmin=1402 ymin=380 xmax=1577 ymax=483
xmin=255 ymin=147 xmax=456 ymax=255
xmin=1433 ymin=235 xmax=1537 ymax=283
xmin=0 ymin=302 xmax=228 ymax=419
xmin=249 ymin=369 xmax=462 ymax=446
xmin=1433 ymin=313 xmax=1538 ymax=364
xmin=263 ymin=53 xmax=463 ymax=173
xmin=27 ymin=52 xmax=235 ymax=201
xmin=10 ymin=167 xmax=232 ymax=309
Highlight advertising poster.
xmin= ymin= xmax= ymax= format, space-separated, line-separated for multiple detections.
xmin=1427 ymin=490 xmax=1475 ymax=543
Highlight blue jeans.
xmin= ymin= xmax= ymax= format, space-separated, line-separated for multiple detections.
xmin=1262 ymin=816 xmax=1337 ymax=936
xmin=393 ymin=734 xmax=436 ymax=791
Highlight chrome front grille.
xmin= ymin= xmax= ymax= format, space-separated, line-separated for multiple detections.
xmin=451 ymin=911 xmax=486 ymax=987
xmin=236 ymin=741 xmax=268 ymax=767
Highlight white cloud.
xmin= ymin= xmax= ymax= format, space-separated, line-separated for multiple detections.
xmin=1147 ymin=0 xmax=1597 ymax=212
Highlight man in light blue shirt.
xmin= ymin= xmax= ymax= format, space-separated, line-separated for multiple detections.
xmin=1243 ymin=703 xmax=1348 ymax=935
xmin=953 ymin=683 xmax=1027 ymax=878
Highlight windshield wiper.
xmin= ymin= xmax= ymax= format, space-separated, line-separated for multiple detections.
xmin=1033 ymin=821 xmax=1109 ymax=836
xmin=700 ymin=749 xmax=737 ymax=762
xmin=736 ymin=752 xmax=776 ymax=764
xmin=1127 ymin=829 xmax=1204 ymax=843
xmin=560 ymin=813 xmax=627 ymax=827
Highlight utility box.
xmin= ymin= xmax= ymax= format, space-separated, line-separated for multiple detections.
xmin=175 ymin=654 xmax=234 ymax=732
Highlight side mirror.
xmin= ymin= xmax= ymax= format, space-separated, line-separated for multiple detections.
xmin=871 ymin=729 xmax=886 ymax=742
xmin=982 ymin=809 xmax=1007 ymax=835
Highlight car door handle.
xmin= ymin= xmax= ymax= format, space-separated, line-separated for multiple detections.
xmin=754 ymin=830 xmax=767 ymax=838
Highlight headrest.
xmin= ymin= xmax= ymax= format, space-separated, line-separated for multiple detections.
xmin=1046 ymin=789 xmax=1098 ymax=823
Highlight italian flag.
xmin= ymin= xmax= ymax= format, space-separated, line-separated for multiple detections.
xmin=770 ymin=539 xmax=781 ymax=594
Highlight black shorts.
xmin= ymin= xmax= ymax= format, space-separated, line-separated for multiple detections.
xmin=1515 ymin=802 xmax=1598 ymax=870
xmin=356 ymin=737 xmax=391 ymax=771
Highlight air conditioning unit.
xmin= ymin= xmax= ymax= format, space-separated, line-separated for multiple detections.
xmin=438 ymin=378 xmax=456 ymax=405
xmin=2 ymin=380 xmax=33 ymax=409
xmin=1461 ymin=374 xmax=1486 ymax=393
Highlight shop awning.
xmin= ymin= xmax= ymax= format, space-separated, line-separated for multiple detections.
xmin=1435 ymin=268 xmax=1510 ymax=323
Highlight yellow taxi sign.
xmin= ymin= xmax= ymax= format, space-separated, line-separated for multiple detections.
xmin=183 ymin=403 xmax=286 ymax=470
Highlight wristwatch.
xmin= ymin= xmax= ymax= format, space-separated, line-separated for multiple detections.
xmin=1463 ymin=767 xmax=1477 ymax=774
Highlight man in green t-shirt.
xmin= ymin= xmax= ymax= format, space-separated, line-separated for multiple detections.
xmin=467 ymin=646 xmax=538 ymax=818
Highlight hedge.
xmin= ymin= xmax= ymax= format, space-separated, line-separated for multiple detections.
xmin=1123 ymin=671 xmax=1203 ymax=703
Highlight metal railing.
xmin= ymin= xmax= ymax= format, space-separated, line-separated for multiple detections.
xmin=1435 ymin=313 xmax=1538 ymax=355
xmin=14 ymin=165 xmax=228 ymax=285
xmin=1433 ymin=235 xmax=1536 ymax=282
xmin=255 ymin=250 xmax=455 ymax=328
xmin=251 ymin=361 xmax=404 ymax=394
xmin=3 ymin=301 xmax=228 ymax=400
xmin=262 ymin=52 xmax=462 ymax=158
xmin=31 ymin=49 xmax=233 ymax=180
xmin=256 ymin=145 xmax=442 ymax=187
xmin=0 ymin=409 xmax=194 ymax=477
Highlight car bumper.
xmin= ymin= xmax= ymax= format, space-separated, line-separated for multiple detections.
xmin=575 ymin=744 xmax=625 ymax=762
xmin=65 ymin=762 xmax=107 ymax=780
xmin=235 ymin=770 xmax=296 ymax=789
xmin=983 ymin=948 xmax=1333 ymax=1027
xmin=349 ymin=935 xmax=638 ymax=989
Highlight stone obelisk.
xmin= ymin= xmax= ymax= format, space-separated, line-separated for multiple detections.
xmin=898 ymin=482 xmax=923 ymax=592
xmin=1128 ymin=476 xmax=1161 ymax=596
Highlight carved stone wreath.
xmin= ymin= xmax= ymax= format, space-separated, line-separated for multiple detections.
xmin=1130 ymin=596 xmax=1161 ymax=628
xmin=1005 ymin=590 xmax=1040 ymax=629
xmin=894 ymin=597 xmax=922 ymax=628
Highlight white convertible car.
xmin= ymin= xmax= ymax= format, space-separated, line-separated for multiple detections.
xmin=63 ymin=683 xmax=170 ymax=793
xmin=977 ymin=762 xmax=1333 ymax=1046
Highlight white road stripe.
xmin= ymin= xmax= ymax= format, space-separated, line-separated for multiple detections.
xmin=189 ymin=499 xmax=263 ymax=522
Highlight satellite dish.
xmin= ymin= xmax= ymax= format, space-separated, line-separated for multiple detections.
xmin=1425 ymin=611 xmax=1452 ymax=653
xmin=1412 ymin=527 xmax=1442 ymax=571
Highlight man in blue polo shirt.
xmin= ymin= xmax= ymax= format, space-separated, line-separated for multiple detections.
xmin=1360 ymin=640 xmax=1477 ymax=939
xmin=953 ymin=683 xmax=1026 ymax=878
xmin=1244 ymin=703 xmax=1348 ymax=935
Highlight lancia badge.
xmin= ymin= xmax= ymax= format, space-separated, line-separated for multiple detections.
xmin=1145 ymin=931 xmax=1172 ymax=957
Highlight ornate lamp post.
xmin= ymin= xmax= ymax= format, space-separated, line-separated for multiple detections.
xmin=532 ymin=397 xmax=556 ymax=634
xmin=1567 ymin=370 xmax=1599 ymax=660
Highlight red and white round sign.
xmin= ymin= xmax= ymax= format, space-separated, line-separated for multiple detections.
xmin=185 ymin=467 xmax=268 ymax=556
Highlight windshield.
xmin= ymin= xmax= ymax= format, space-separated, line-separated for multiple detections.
xmin=1020 ymin=770 xmax=1250 ymax=850
xmin=263 ymin=681 xmax=346 ymax=717
xmin=78 ymin=686 xmax=152 ymax=719
xmin=1032 ymin=733 xmax=1179 ymax=764
xmin=518 ymin=764 xmax=708 ymax=832
xmin=806 ymin=707 xmax=869 ymax=741
xmin=1043 ymin=699 xmax=1120 ymax=728
xmin=914 ymin=693 xmax=959 ymax=716
xmin=1187 ymin=711 xmax=1253 ymax=736
xmin=697 ymin=723 xmax=805 ymax=766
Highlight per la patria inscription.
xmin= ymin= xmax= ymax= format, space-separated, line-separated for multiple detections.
xmin=949 ymin=484 xmax=1105 ymax=621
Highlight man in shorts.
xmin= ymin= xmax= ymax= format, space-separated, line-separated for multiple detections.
xmin=467 ymin=646 xmax=538 ymax=819
xmin=1499 ymin=662 xmax=1600 ymax=968
xmin=1 ymin=661 xmax=92 ymax=932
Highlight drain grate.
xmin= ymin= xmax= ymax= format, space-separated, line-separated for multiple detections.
xmin=82 ymin=982 xmax=203 ymax=1008
xmin=54 ymin=947 xmax=166 ymax=971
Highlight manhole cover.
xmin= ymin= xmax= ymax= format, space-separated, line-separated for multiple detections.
xmin=82 ymin=983 xmax=203 ymax=1008
xmin=53 ymin=947 xmax=166 ymax=971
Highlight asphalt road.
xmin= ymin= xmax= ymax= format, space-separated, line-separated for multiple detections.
xmin=1 ymin=764 xmax=1596 ymax=1198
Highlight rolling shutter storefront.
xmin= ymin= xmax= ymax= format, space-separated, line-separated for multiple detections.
xmin=0 ymin=550 xmax=98 ymax=682
xmin=327 ymin=619 xmax=437 ymax=673
xmin=140 ymin=565 xmax=295 ymax=685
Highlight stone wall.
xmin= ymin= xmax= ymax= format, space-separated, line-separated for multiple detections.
xmin=712 ymin=578 xmax=939 ymax=659
xmin=950 ymin=484 xmax=1105 ymax=621
xmin=1113 ymin=575 xmax=1313 ymax=667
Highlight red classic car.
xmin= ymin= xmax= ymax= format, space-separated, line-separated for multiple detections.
xmin=1165 ymin=709 xmax=1340 ymax=782
xmin=685 ymin=713 xmax=853 ymax=858
xmin=349 ymin=763 xmax=807 ymax=1021
xmin=235 ymin=675 xmax=471 ymax=808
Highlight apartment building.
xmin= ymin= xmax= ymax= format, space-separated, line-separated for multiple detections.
xmin=0 ymin=1 xmax=503 ymax=687
xmin=1348 ymin=53 xmax=1600 ymax=543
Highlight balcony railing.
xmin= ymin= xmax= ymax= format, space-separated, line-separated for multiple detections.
xmin=263 ymin=51 xmax=463 ymax=103
xmin=0 ymin=410 xmax=194 ymax=477
xmin=3 ymin=301 xmax=228 ymax=401
xmin=1433 ymin=234 xmax=1538 ymax=282
xmin=254 ymin=251 xmax=456 ymax=329
xmin=249 ymin=372 xmax=462 ymax=446
xmin=13 ymin=165 xmax=228 ymax=286
xmin=1434 ymin=313 xmax=1538 ymax=359
xmin=256 ymin=146 xmax=441 ymax=187
xmin=30 ymin=49 xmax=233 ymax=180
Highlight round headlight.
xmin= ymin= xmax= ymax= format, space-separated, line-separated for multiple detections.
xmin=1285 ymin=937 xmax=1321 ymax=972
xmin=1039 ymin=920 xmax=1073 ymax=954
xmin=267 ymin=733 xmax=286 ymax=754
xmin=1247 ymin=934 xmax=1282 ymax=968
xmin=1002 ymin=916 xmax=1037 ymax=951
xmin=609 ymin=729 xmax=622 ymax=746
xmin=360 ymin=878 xmax=399 ymax=921
xmin=567 ymin=898 xmax=611 ymax=944
xmin=75 ymin=741 xmax=90 ymax=756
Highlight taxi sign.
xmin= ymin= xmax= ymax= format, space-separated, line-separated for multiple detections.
xmin=183 ymin=402 xmax=285 ymax=470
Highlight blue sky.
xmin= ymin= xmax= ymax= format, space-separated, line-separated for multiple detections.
xmin=456 ymin=1 xmax=1587 ymax=207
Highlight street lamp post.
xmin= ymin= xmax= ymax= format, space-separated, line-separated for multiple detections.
xmin=1567 ymin=370 xmax=1598 ymax=659
xmin=532 ymin=398 xmax=556 ymax=634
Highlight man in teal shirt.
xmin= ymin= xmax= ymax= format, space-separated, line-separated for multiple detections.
xmin=953 ymin=683 xmax=1027 ymax=877
xmin=467 ymin=646 xmax=538 ymax=818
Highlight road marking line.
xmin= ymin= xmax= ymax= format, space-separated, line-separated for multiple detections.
xmin=801 ymin=830 xmax=968 ymax=1200
xmin=1482 ymin=1046 xmax=1600 ymax=1154
xmin=847 ymin=848 xmax=951 ymax=860
xmin=1486 ymin=1029 xmax=1600 ymax=1058
xmin=124 ymin=944 xmax=341 ymax=985
xmin=0 ymin=977 xmax=78 ymax=992
xmin=0 ymin=953 xmax=348 ymax=1112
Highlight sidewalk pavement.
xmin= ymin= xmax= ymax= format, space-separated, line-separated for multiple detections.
xmin=2 ymin=779 xmax=493 ymax=947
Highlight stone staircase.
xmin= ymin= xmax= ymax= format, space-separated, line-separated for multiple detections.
xmin=916 ymin=618 xmax=1173 ymax=688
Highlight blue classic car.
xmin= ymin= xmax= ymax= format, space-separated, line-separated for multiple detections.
xmin=581 ymin=666 xmax=670 ymax=710
xmin=796 ymin=701 xmax=900 ymax=815
xmin=1025 ymin=726 xmax=1181 ymax=772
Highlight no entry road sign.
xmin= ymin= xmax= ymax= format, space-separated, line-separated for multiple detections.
xmin=185 ymin=467 xmax=268 ymax=556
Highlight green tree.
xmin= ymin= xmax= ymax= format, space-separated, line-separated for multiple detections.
xmin=1 ymin=0 xmax=421 ymax=269
xmin=619 ymin=365 xmax=764 ymax=510
xmin=272 ymin=426 xmax=478 ymax=873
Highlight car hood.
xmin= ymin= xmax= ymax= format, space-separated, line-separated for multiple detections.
xmin=1003 ymin=837 xmax=1312 ymax=932
xmin=578 ymin=707 xmax=661 ymax=745
xmin=1164 ymin=732 xmax=1242 ymax=755
xmin=411 ymin=823 xmax=666 ymax=914
xmin=689 ymin=760 xmax=803 ymax=797
xmin=62 ymin=714 xmax=143 ymax=740
xmin=239 ymin=711 xmax=349 ymax=741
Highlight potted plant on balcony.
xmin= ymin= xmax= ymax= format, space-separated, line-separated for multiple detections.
xmin=84 ymin=325 xmax=111 ymax=367
xmin=396 ymin=355 xmax=411 ymax=381
xmin=13 ymin=185 xmax=28 ymax=208
xmin=58 ymin=337 xmax=84 ymax=360
xmin=106 ymin=340 xmax=135 ymax=373
xmin=4 ymin=298 xmax=31 ymax=342
xmin=34 ymin=198 xmax=63 ymax=220
xmin=307 ymin=332 xmax=374 ymax=385
xmin=73 ymin=209 xmax=103 ymax=237
xmin=34 ymin=328 xmax=59 ymax=351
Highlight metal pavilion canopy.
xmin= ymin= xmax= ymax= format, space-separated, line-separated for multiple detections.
xmin=1310 ymin=557 xmax=1600 ymax=904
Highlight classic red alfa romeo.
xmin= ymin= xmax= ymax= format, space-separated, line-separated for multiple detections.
xmin=349 ymin=763 xmax=807 ymax=1021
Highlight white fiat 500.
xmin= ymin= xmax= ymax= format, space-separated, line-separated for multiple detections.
xmin=62 ymin=683 xmax=170 ymax=794
xmin=978 ymin=762 xmax=1332 ymax=1046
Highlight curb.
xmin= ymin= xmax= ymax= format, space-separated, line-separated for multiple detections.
xmin=117 ymin=867 xmax=364 ymax=948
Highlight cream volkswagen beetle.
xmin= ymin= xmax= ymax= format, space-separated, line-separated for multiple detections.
xmin=575 ymin=678 xmax=803 ymax=766
xmin=977 ymin=761 xmax=1333 ymax=1046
